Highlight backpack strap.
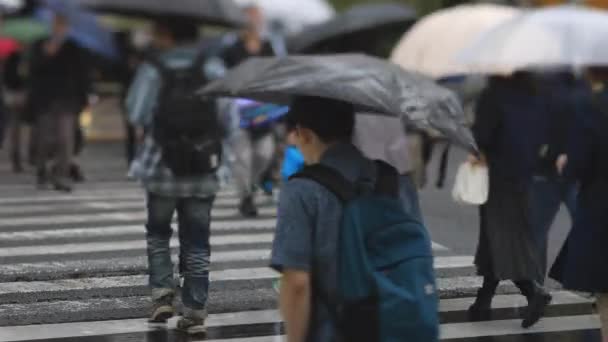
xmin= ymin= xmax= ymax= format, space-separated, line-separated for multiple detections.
xmin=289 ymin=164 xmax=356 ymax=202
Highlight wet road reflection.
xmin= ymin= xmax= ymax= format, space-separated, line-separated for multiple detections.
xmin=21 ymin=326 xmax=601 ymax=342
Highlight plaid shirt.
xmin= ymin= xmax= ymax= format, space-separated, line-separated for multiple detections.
xmin=127 ymin=46 xmax=226 ymax=198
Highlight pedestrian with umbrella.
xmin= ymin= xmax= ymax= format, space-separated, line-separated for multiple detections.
xmin=200 ymin=53 xmax=474 ymax=342
xmin=26 ymin=0 xmax=115 ymax=192
xmin=469 ymin=72 xmax=553 ymax=328
xmin=550 ymin=67 xmax=608 ymax=342
xmin=220 ymin=4 xmax=282 ymax=217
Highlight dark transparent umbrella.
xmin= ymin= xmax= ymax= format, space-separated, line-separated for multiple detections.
xmin=77 ymin=0 xmax=246 ymax=27
xmin=288 ymin=3 xmax=416 ymax=55
xmin=200 ymin=54 xmax=477 ymax=152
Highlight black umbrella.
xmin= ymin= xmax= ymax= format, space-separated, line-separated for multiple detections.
xmin=288 ymin=3 xmax=417 ymax=55
xmin=77 ymin=0 xmax=246 ymax=28
xmin=199 ymin=54 xmax=477 ymax=152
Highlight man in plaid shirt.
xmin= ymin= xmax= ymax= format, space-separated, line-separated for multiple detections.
xmin=126 ymin=21 xmax=227 ymax=335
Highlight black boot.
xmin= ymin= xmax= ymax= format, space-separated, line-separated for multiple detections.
xmin=468 ymin=277 xmax=499 ymax=322
xmin=239 ymin=196 xmax=258 ymax=217
xmin=518 ymin=281 xmax=552 ymax=328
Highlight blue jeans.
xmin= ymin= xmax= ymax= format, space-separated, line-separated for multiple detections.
xmin=528 ymin=176 xmax=577 ymax=283
xmin=399 ymin=174 xmax=423 ymax=223
xmin=146 ymin=193 xmax=214 ymax=310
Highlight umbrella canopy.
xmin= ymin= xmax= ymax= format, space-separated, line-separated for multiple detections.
xmin=0 ymin=17 xmax=47 ymax=44
xmin=289 ymin=3 xmax=416 ymax=54
xmin=200 ymin=54 xmax=476 ymax=152
xmin=0 ymin=37 xmax=20 ymax=58
xmin=78 ymin=0 xmax=246 ymax=28
xmin=234 ymin=0 xmax=335 ymax=35
xmin=391 ymin=4 xmax=520 ymax=79
xmin=459 ymin=5 xmax=608 ymax=74
xmin=39 ymin=0 xmax=118 ymax=59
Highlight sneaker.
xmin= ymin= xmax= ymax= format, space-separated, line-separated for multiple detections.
xmin=149 ymin=292 xmax=175 ymax=323
xmin=177 ymin=309 xmax=207 ymax=335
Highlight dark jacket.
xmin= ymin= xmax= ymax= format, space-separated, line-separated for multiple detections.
xmin=25 ymin=38 xmax=91 ymax=120
xmin=473 ymin=76 xmax=548 ymax=183
xmin=550 ymin=85 xmax=608 ymax=292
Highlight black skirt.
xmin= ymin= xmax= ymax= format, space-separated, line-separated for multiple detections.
xmin=475 ymin=178 xmax=543 ymax=281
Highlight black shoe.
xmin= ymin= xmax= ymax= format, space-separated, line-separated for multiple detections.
xmin=522 ymin=292 xmax=552 ymax=328
xmin=239 ymin=196 xmax=258 ymax=217
xmin=52 ymin=181 xmax=72 ymax=193
xmin=69 ymin=164 xmax=85 ymax=183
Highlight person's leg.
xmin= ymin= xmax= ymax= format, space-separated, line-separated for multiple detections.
xmin=231 ymin=132 xmax=256 ymax=216
xmin=176 ymin=196 xmax=214 ymax=334
xmin=9 ymin=109 xmax=23 ymax=173
xmin=528 ymin=177 xmax=562 ymax=283
xmin=515 ymin=279 xmax=552 ymax=328
xmin=52 ymin=112 xmax=75 ymax=192
xmin=597 ymin=294 xmax=608 ymax=342
xmin=145 ymin=193 xmax=178 ymax=322
xmin=35 ymin=114 xmax=54 ymax=188
xmin=398 ymin=174 xmax=423 ymax=223
xmin=251 ymin=133 xmax=276 ymax=194
xmin=468 ymin=276 xmax=499 ymax=321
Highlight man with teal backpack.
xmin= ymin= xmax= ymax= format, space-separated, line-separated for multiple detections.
xmin=270 ymin=96 xmax=439 ymax=342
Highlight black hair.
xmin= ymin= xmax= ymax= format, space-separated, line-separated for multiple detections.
xmin=287 ymin=96 xmax=355 ymax=143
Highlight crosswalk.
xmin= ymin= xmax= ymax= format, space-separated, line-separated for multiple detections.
xmin=0 ymin=164 xmax=602 ymax=341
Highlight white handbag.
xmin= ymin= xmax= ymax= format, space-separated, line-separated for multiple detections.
xmin=452 ymin=161 xmax=489 ymax=205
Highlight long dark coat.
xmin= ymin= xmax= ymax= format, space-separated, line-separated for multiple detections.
xmin=472 ymin=77 xmax=547 ymax=281
xmin=550 ymin=87 xmax=608 ymax=293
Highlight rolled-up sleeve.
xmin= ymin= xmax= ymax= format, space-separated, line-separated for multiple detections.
xmin=126 ymin=63 xmax=160 ymax=128
xmin=270 ymin=180 xmax=315 ymax=273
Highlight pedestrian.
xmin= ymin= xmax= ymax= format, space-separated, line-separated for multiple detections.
xmin=550 ymin=67 xmax=608 ymax=342
xmin=126 ymin=20 xmax=226 ymax=335
xmin=469 ymin=73 xmax=551 ymax=328
xmin=222 ymin=4 xmax=277 ymax=217
xmin=26 ymin=13 xmax=91 ymax=192
xmin=271 ymin=96 xmax=438 ymax=342
xmin=528 ymin=71 xmax=580 ymax=284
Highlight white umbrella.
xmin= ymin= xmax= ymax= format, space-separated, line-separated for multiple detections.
xmin=390 ymin=4 xmax=520 ymax=79
xmin=459 ymin=5 xmax=608 ymax=74
xmin=234 ymin=0 xmax=335 ymax=34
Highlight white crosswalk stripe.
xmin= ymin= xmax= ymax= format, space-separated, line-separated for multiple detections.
xmin=0 ymin=175 xmax=600 ymax=342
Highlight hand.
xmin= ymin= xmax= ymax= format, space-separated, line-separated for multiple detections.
xmin=556 ymin=154 xmax=568 ymax=175
xmin=468 ymin=153 xmax=486 ymax=167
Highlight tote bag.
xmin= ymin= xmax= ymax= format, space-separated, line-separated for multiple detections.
xmin=452 ymin=161 xmax=489 ymax=205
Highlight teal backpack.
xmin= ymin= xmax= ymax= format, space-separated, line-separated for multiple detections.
xmin=291 ymin=161 xmax=439 ymax=342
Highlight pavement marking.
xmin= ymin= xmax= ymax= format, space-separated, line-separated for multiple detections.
xmin=0 ymin=233 xmax=276 ymax=258
xmin=4 ymin=314 xmax=596 ymax=342
xmin=0 ymin=197 xmax=272 ymax=214
xmin=439 ymin=291 xmax=593 ymax=312
xmin=0 ymin=257 xmax=476 ymax=295
xmin=441 ymin=314 xmax=601 ymax=340
xmin=0 ymin=219 xmax=278 ymax=242
xmin=0 ymin=207 xmax=277 ymax=227
xmin=0 ymin=237 xmax=451 ymax=259
xmin=0 ymin=188 xmax=240 ymax=205
xmin=0 ymin=310 xmax=282 ymax=342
